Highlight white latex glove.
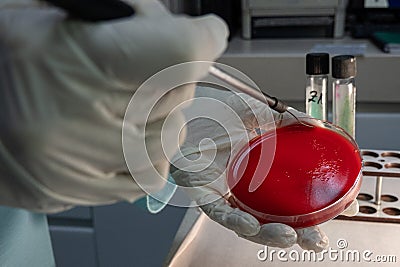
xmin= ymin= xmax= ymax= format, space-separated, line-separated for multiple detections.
xmin=171 ymin=86 xmax=357 ymax=252
xmin=0 ymin=0 xmax=228 ymax=212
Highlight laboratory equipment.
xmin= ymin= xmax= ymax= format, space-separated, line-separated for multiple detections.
xmin=347 ymin=0 xmax=400 ymax=38
xmin=305 ymin=53 xmax=329 ymax=120
xmin=332 ymin=55 xmax=357 ymax=138
xmin=226 ymin=118 xmax=362 ymax=228
xmin=336 ymin=149 xmax=400 ymax=224
xmin=241 ymin=0 xmax=348 ymax=39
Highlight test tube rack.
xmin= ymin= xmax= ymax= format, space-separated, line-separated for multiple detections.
xmin=337 ymin=149 xmax=400 ymax=224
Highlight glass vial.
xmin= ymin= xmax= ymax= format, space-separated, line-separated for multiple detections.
xmin=305 ymin=53 xmax=329 ymax=121
xmin=332 ymin=55 xmax=357 ymax=138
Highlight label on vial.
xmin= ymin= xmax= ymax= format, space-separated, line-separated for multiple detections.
xmin=306 ymin=87 xmax=326 ymax=120
xmin=308 ymin=90 xmax=323 ymax=104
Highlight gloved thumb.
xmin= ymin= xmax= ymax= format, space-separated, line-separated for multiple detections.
xmin=340 ymin=199 xmax=359 ymax=217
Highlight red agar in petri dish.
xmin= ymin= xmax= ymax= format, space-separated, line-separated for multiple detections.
xmin=227 ymin=121 xmax=362 ymax=228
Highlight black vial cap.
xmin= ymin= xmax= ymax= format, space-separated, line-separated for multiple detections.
xmin=306 ymin=53 xmax=329 ymax=75
xmin=332 ymin=55 xmax=357 ymax=79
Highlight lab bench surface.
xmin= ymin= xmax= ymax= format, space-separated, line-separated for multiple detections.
xmin=165 ymin=207 xmax=400 ymax=267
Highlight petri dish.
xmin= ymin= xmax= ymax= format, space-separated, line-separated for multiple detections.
xmin=226 ymin=118 xmax=362 ymax=229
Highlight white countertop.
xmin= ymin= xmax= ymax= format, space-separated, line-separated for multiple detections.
xmin=166 ymin=209 xmax=400 ymax=267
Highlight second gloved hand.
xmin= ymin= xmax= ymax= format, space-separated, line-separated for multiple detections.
xmin=0 ymin=0 xmax=228 ymax=213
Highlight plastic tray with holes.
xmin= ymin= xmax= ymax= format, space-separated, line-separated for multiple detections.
xmin=337 ymin=149 xmax=400 ymax=223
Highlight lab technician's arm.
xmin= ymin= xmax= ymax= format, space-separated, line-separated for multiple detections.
xmin=0 ymin=0 xmax=228 ymax=212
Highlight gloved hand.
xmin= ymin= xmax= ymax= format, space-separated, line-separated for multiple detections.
xmin=0 ymin=0 xmax=228 ymax=212
xmin=171 ymin=86 xmax=358 ymax=251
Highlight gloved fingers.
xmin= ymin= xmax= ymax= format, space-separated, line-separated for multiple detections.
xmin=172 ymin=159 xmax=263 ymax=238
xmin=240 ymin=223 xmax=297 ymax=248
xmin=296 ymin=226 xmax=329 ymax=252
xmin=201 ymin=197 xmax=261 ymax=237
xmin=81 ymin=15 xmax=227 ymax=88
xmin=172 ymin=152 xmax=259 ymax=237
xmin=70 ymin=4 xmax=228 ymax=85
xmin=190 ymin=14 xmax=229 ymax=58
xmin=340 ymin=199 xmax=359 ymax=217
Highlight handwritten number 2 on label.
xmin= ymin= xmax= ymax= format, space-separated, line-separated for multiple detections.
xmin=308 ymin=91 xmax=323 ymax=104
